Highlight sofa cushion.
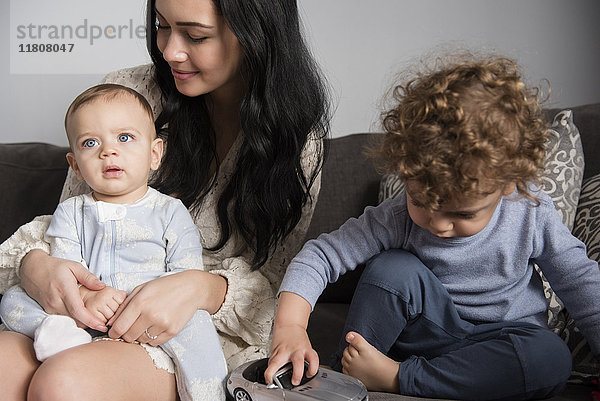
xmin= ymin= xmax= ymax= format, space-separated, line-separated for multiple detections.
xmin=306 ymin=133 xmax=382 ymax=242
xmin=306 ymin=134 xmax=382 ymax=304
xmin=0 ymin=143 xmax=69 ymax=244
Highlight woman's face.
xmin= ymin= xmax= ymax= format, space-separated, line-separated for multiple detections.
xmin=154 ymin=0 xmax=244 ymax=100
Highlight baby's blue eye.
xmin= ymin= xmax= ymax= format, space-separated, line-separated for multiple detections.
xmin=82 ymin=139 xmax=98 ymax=148
xmin=118 ymin=134 xmax=132 ymax=142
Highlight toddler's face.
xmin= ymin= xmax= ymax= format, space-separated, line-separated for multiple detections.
xmin=406 ymin=184 xmax=514 ymax=239
xmin=66 ymin=96 xmax=162 ymax=204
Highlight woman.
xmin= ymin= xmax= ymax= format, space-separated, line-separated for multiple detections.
xmin=0 ymin=0 xmax=330 ymax=399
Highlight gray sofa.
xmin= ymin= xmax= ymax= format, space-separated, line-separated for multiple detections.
xmin=1 ymin=103 xmax=599 ymax=400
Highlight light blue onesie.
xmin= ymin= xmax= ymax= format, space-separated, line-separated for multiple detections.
xmin=0 ymin=187 xmax=227 ymax=400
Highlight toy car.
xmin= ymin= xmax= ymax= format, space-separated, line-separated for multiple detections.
xmin=226 ymin=357 xmax=368 ymax=401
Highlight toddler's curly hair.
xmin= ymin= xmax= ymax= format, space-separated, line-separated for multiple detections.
xmin=371 ymin=55 xmax=547 ymax=210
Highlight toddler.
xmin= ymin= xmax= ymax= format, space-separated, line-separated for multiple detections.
xmin=266 ymin=56 xmax=600 ymax=400
xmin=0 ymin=84 xmax=227 ymax=401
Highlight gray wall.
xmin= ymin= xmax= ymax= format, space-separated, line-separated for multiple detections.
xmin=2 ymin=0 xmax=599 ymax=145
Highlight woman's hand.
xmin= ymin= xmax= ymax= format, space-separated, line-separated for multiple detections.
xmin=20 ymin=249 xmax=107 ymax=331
xmin=107 ymin=270 xmax=227 ymax=346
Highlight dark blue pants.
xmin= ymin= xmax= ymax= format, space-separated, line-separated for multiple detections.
xmin=331 ymin=249 xmax=572 ymax=400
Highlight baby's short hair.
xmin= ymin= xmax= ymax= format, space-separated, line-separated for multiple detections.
xmin=64 ymin=83 xmax=155 ymax=141
xmin=372 ymin=55 xmax=546 ymax=209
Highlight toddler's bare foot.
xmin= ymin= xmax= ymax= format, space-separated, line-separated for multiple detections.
xmin=341 ymin=331 xmax=400 ymax=392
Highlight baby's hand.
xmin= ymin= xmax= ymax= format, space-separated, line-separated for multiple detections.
xmin=79 ymin=285 xmax=127 ymax=327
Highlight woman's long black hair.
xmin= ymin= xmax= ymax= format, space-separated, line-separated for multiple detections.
xmin=146 ymin=0 xmax=330 ymax=269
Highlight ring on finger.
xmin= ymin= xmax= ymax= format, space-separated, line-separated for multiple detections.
xmin=144 ymin=328 xmax=159 ymax=340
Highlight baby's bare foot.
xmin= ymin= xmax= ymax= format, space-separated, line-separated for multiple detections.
xmin=341 ymin=331 xmax=400 ymax=392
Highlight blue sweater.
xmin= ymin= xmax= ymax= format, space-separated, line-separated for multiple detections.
xmin=280 ymin=190 xmax=600 ymax=355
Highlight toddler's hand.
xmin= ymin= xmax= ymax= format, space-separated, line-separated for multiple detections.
xmin=79 ymin=286 xmax=127 ymax=327
xmin=265 ymin=324 xmax=319 ymax=386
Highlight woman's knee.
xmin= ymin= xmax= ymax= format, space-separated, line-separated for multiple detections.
xmin=28 ymin=354 xmax=86 ymax=401
xmin=29 ymin=341 xmax=177 ymax=401
xmin=29 ymin=345 xmax=119 ymax=401
xmin=0 ymin=331 xmax=39 ymax=400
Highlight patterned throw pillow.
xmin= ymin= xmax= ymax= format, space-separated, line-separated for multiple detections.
xmin=561 ymin=173 xmax=600 ymax=380
xmin=573 ymin=174 xmax=600 ymax=262
xmin=541 ymin=109 xmax=585 ymax=230
xmin=378 ymin=174 xmax=405 ymax=204
xmin=537 ymin=110 xmax=585 ymax=331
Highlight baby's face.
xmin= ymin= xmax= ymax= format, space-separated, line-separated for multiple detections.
xmin=66 ymin=96 xmax=162 ymax=204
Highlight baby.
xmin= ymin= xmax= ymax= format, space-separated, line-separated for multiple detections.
xmin=0 ymin=83 xmax=227 ymax=401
